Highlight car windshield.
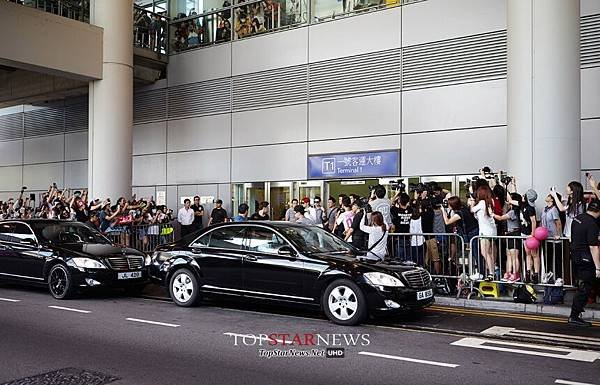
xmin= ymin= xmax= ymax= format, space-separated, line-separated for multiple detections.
xmin=31 ymin=222 xmax=111 ymax=245
xmin=277 ymin=226 xmax=356 ymax=254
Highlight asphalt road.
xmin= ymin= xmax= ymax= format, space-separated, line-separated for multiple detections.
xmin=0 ymin=284 xmax=598 ymax=385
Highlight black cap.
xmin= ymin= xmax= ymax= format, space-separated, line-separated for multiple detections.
xmin=588 ymin=199 xmax=600 ymax=213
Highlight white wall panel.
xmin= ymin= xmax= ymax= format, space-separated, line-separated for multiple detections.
xmin=401 ymin=127 xmax=506 ymax=176
xmin=232 ymin=28 xmax=308 ymax=75
xmin=167 ymin=114 xmax=231 ymax=152
xmin=402 ymin=80 xmax=507 ymax=133
xmin=582 ymin=0 xmax=600 ymax=16
xmin=308 ymin=134 xmax=400 ymax=155
xmin=309 ymin=7 xmax=400 ymax=62
xmin=0 ymin=166 xmax=22 ymax=191
xmin=168 ymin=44 xmax=231 ymax=86
xmin=166 ymin=185 xmax=178 ymax=212
xmin=582 ymin=68 xmax=600 ymax=119
xmin=24 ymin=135 xmax=64 ymax=164
xmin=402 ymin=0 xmax=506 ymax=46
xmin=167 ymin=149 xmax=230 ymax=185
xmin=132 ymin=154 xmax=166 ymax=186
xmin=218 ymin=183 xmax=232 ymax=213
xmin=132 ymin=186 xmax=156 ymax=200
xmin=0 ymin=140 xmax=22 ymax=166
xmin=64 ymin=132 xmax=88 ymax=161
xmin=133 ymin=121 xmax=166 ymax=155
xmin=23 ymin=163 xmax=63 ymax=190
xmin=309 ymin=93 xmax=400 ymax=140
xmin=232 ymin=143 xmax=306 ymax=182
xmin=64 ymin=160 xmax=87 ymax=188
xmin=582 ymin=119 xmax=600 ymax=170
xmin=232 ymin=104 xmax=307 ymax=147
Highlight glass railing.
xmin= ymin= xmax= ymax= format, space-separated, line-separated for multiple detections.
xmin=6 ymin=0 xmax=89 ymax=22
xmin=233 ymin=0 xmax=308 ymax=40
xmin=170 ymin=9 xmax=231 ymax=51
xmin=134 ymin=5 xmax=170 ymax=55
xmin=312 ymin=0 xmax=401 ymax=23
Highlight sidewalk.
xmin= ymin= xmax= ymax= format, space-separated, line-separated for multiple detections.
xmin=435 ymin=295 xmax=600 ymax=320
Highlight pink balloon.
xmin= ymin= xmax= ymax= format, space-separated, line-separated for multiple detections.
xmin=534 ymin=226 xmax=549 ymax=241
xmin=525 ymin=236 xmax=540 ymax=250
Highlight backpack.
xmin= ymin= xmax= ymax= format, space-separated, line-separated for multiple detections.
xmin=513 ymin=284 xmax=536 ymax=304
xmin=543 ymin=286 xmax=564 ymax=305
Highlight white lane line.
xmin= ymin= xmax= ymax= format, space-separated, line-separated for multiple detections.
xmin=451 ymin=337 xmax=600 ymax=363
xmin=482 ymin=326 xmax=600 ymax=345
xmin=48 ymin=305 xmax=91 ymax=314
xmin=126 ymin=318 xmax=180 ymax=328
xmin=358 ymin=351 xmax=460 ymax=368
xmin=223 ymin=332 xmax=293 ymax=345
xmin=0 ymin=297 xmax=20 ymax=302
xmin=555 ymin=379 xmax=596 ymax=385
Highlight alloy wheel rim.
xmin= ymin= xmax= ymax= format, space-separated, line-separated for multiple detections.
xmin=172 ymin=273 xmax=193 ymax=303
xmin=49 ymin=268 xmax=67 ymax=296
xmin=328 ymin=285 xmax=358 ymax=321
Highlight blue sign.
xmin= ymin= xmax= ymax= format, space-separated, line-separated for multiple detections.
xmin=308 ymin=150 xmax=400 ymax=179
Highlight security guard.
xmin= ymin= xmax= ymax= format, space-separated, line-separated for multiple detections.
xmin=568 ymin=199 xmax=600 ymax=327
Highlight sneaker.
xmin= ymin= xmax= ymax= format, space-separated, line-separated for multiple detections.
xmin=485 ymin=274 xmax=494 ymax=281
xmin=507 ymin=273 xmax=516 ymax=283
xmin=502 ymin=272 xmax=510 ymax=281
xmin=568 ymin=316 xmax=592 ymax=327
xmin=470 ymin=273 xmax=484 ymax=281
xmin=513 ymin=272 xmax=521 ymax=282
xmin=542 ymin=271 xmax=554 ymax=284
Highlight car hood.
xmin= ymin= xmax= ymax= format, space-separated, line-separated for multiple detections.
xmin=310 ymin=252 xmax=419 ymax=276
xmin=49 ymin=243 xmax=145 ymax=259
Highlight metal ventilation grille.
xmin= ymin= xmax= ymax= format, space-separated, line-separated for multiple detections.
xmin=168 ymin=78 xmax=231 ymax=118
xmin=232 ymin=65 xmax=307 ymax=111
xmin=581 ymin=13 xmax=600 ymax=68
xmin=134 ymin=89 xmax=167 ymax=123
xmin=402 ymin=30 xmax=507 ymax=89
xmin=309 ymin=49 xmax=401 ymax=101
xmin=24 ymin=108 xmax=64 ymax=137
xmin=0 ymin=113 xmax=23 ymax=141
xmin=65 ymin=103 xmax=89 ymax=132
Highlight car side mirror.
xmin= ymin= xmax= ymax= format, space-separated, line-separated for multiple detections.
xmin=278 ymin=246 xmax=296 ymax=257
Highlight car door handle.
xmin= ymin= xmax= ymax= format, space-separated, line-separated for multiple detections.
xmin=191 ymin=248 xmax=202 ymax=255
xmin=244 ymin=255 xmax=258 ymax=262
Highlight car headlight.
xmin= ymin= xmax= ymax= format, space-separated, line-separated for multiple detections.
xmin=68 ymin=258 xmax=107 ymax=269
xmin=364 ymin=272 xmax=404 ymax=287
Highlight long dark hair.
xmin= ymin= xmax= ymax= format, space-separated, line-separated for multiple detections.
xmin=567 ymin=181 xmax=584 ymax=216
xmin=371 ymin=211 xmax=387 ymax=232
xmin=493 ymin=185 xmax=506 ymax=207
xmin=476 ymin=185 xmax=494 ymax=216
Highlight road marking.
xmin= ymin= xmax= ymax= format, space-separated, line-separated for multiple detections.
xmin=48 ymin=305 xmax=90 ymax=314
xmin=451 ymin=337 xmax=600 ymax=362
xmin=126 ymin=318 xmax=180 ymax=328
xmin=223 ymin=332 xmax=293 ymax=345
xmin=555 ymin=379 xmax=596 ymax=385
xmin=482 ymin=326 xmax=600 ymax=347
xmin=358 ymin=351 xmax=459 ymax=368
xmin=0 ymin=297 xmax=20 ymax=302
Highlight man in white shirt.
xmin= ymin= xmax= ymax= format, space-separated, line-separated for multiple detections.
xmin=370 ymin=185 xmax=392 ymax=228
xmin=178 ymin=198 xmax=195 ymax=238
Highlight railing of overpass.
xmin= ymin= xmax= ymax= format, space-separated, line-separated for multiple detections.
xmin=134 ymin=4 xmax=170 ymax=55
xmin=5 ymin=0 xmax=89 ymax=22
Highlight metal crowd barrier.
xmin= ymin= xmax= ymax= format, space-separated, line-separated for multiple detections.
xmin=103 ymin=223 xmax=174 ymax=253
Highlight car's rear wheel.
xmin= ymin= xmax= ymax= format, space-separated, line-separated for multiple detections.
xmin=48 ymin=264 xmax=75 ymax=300
xmin=169 ymin=268 xmax=200 ymax=307
xmin=322 ymin=279 xmax=367 ymax=326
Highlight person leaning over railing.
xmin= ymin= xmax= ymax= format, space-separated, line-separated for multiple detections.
xmin=469 ymin=184 xmax=497 ymax=280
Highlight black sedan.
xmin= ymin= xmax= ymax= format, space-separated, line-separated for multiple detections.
xmin=150 ymin=222 xmax=434 ymax=325
xmin=0 ymin=220 xmax=149 ymax=299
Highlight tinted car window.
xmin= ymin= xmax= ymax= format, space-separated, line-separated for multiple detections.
xmin=247 ymin=228 xmax=286 ymax=254
xmin=278 ymin=225 xmax=355 ymax=254
xmin=0 ymin=223 xmax=16 ymax=243
xmin=191 ymin=232 xmax=211 ymax=247
xmin=207 ymin=227 xmax=246 ymax=250
xmin=12 ymin=223 xmax=37 ymax=244
xmin=30 ymin=222 xmax=110 ymax=244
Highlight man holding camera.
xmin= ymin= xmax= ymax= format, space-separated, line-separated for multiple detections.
xmin=369 ymin=185 xmax=392 ymax=228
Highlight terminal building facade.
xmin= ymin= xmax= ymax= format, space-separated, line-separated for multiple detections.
xmin=0 ymin=0 xmax=598 ymax=219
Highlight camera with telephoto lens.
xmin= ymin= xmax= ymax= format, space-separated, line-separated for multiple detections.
xmin=359 ymin=197 xmax=372 ymax=213
xmin=389 ymin=179 xmax=406 ymax=192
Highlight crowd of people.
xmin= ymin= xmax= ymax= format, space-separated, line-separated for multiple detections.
xmin=134 ymin=7 xmax=168 ymax=53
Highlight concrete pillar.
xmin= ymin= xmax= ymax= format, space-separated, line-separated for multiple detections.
xmin=88 ymin=0 xmax=134 ymax=200
xmin=507 ymin=0 xmax=581 ymax=199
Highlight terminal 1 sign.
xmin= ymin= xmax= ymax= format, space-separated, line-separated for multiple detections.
xmin=307 ymin=150 xmax=400 ymax=179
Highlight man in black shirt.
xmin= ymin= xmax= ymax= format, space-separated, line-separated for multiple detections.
xmin=208 ymin=199 xmax=228 ymax=225
xmin=568 ymin=200 xmax=600 ymax=327
xmin=391 ymin=193 xmax=412 ymax=261
xmin=191 ymin=196 xmax=204 ymax=231
xmin=349 ymin=201 xmax=367 ymax=250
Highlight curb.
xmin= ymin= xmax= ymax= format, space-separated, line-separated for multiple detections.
xmin=435 ymin=296 xmax=600 ymax=320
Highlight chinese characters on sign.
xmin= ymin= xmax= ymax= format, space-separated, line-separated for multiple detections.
xmin=308 ymin=151 xmax=400 ymax=179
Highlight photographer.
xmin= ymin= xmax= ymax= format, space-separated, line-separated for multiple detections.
xmin=359 ymin=211 xmax=388 ymax=262
xmin=370 ymin=185 xmax=392 ymax=228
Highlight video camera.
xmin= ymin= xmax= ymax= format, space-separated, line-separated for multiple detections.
xmin=388 ymin=179 xmax=406 ymax=193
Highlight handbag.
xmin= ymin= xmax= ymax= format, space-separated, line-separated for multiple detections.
xmin=513 ymin=284 xmax=536 ymax=304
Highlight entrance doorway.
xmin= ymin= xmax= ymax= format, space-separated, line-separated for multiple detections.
xmin=328 ymin=179 xmax=379 ymax=201
xmin=269 ymin=182 xmax=292 ymax=220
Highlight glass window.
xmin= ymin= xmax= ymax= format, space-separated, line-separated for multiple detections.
xmin=12 ymin=224 xmax=37 ymax=244
xmin=0 ymin=223 xmax=16 ymax=243
xmin=207 ymin=227 xmax=246 ymax=250
xmin=247 ymin=228 xmax=287 ymax=254
xmin=30 ymin=222 xmax=109 ymax=245
xmin=311 ymin=0 xmax=398 ymax=23
xmin=278 ymin=225 xmax=354 ymax=254
xmin=233 ymin=0 xmax=307 ymax=40
xmin=191 ymin=232 xmax=211 ymax=247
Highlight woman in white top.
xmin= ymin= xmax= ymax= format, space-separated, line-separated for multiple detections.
xmin=550 ymin=181 xmax=585 ymax=239
xmin=469 ymin=184 xmax=497 ymax=280
xmin=359 ymin=211 xmax=388 ymax=262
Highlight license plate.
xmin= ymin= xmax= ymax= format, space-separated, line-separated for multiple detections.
xmin=118 ymin=271 xmax=142 ymax=280
xmin=417 ymin=289 xmax=433 ymax=301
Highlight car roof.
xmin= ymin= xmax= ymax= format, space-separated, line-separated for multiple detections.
xmin=0 ymin=219 xmax=73 ymax=225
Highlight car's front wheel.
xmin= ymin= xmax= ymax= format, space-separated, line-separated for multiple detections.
xmin=322 ymin=279 xmax=367 ymax=326
xmin=169 ymin=268 xmax=200 ymax=307
xmin=48 ymin=264 xmax=75 ymax=300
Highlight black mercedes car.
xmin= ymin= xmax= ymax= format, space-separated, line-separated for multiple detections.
xmin=0 ymin=220 xmax=149 ymax=299
xmin=150 ymin=222 xmax=434 ymax=325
